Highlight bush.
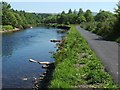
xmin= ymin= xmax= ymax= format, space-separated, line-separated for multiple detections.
xmin=2 ymin=25 xmax=13 ymax=30
xmin=80 ymin=22 xmax=86 ymax=29
xmin=95 ymin=21 xmax=115 ymax=39
xmin=80 ymin=22 xmax=95 ymax=31
xmin=17 ymin=25 xmax=23 ymax=29
xmin=86 ymin=22 xmax=95 ymax=31
xmin=116 ymin=37 xmax=120 ymax=43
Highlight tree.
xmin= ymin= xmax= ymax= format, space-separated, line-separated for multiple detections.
xmin=94 ymin=10 xmax=116 ymax=39
xmin=61 ymin=11 xmax=65 ymax=14
xmin=68 ymin=9 xmax=72 ymax=14
xmin=73 ymin=9 xmax=77 ymax=14
xmin=77 ymin=15 xmax=86 ymax=23
xmin=113 ymin=1 xmax=120 ymax=39
xmin=84 ymin=9 xmax=94 ymax=22
xmin=77 ymin=8 xmax=86 ymax=23
xmin=57 ymin=14 xmax=66 ymax=24
xmin=78 ymin=8 xmax=84 ymax=15
xmin=2 ymin=2 xmax=43 ymax=29
xmin=2 ymin=2 xmax=11 ymax=11
xmin=95 ymin=10 xmax=115 ymax=22
xmin=2 ymin=2 xmax=13 ymax=26
xmin=2 ymin=11 xmax=18 ymax=27
xmin=14 ymin=12 xmax=23 ymax=28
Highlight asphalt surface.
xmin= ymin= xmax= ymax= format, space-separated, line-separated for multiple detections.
xmin=76 ymin=26 xmax=119 ymax=84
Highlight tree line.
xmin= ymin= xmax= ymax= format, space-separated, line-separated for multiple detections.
xmin=43 ymin=2 xmax=120 ymax=43
xmin=1 ymin=2 xmax=94 ymax=29
xmin=1 ymin=2 xmax=54 ymax=30
xmin=1 ymin=2 xmax=120 ymax=42
xmin=80 ymin=3 xmax=120 ymax=43
xmin=1 ymin=2 xmax=43 ymax=29
xmin=42 ymin=8 xmax=94 ymax=24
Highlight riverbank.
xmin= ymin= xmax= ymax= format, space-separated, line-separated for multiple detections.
xmin=40 ymin=23 xmax=71 ymax=30
xmin=0 ymin=28 xmax=20 ymax=33
xmin=1 ymin=24 xmax=70 ymax=34
xmin=49 ymin=25 xmax=118 ymax=88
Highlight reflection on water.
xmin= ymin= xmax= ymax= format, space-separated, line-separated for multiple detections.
xmin=2 ymin=27 xmax=64 ymax=88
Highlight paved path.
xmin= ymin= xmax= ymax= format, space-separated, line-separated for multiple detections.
xmin=76 ymin=26 xmax=119 ymax=84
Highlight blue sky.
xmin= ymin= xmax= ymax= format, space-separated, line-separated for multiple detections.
xmin=9 ymin=2 xmax=118 ymax=13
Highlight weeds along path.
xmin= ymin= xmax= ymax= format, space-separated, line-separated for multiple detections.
xmin=76 ymin=26 xmax=118 ymax=84
xmin=49 ymin=25 xmax=118 ymax=88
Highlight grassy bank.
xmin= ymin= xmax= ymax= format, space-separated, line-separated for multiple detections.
xmin=49 ymin=25 xmax=118 ymax=88
xmin=0 ymin=25 xmax=21 ymax=33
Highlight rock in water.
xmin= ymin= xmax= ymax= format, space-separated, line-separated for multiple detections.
xmin=22 ymin=77 xmax=28 ymax=81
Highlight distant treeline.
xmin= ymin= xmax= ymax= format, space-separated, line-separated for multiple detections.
xmin=42 ymin=9 xmax=94 ymax=24
xmin=1 ymin=2 xmax=94 ymax=29
xmin=1 ymin=2 xmax=44 ymax=29
xmin=1 ymin=2 xmax=120 ymax=42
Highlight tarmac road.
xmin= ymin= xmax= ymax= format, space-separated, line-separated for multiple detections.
xmin=76 ymin=26 xmax=119 ymax=84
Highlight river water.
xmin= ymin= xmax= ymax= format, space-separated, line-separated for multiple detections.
xmin=2 ymin=27 xmax=64 ymax=88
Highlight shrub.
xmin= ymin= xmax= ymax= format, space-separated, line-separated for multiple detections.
xmin=2 ymin=25 xmax=13 ymax=30
xmin=86 ymin=22 xmax=95 ymax=31
xmin=116 ymin=37 xmax=120 ymax=43
xmin=80 ymin=22 xmax=95 ymax=31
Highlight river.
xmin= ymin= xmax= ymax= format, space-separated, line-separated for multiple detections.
xmin=2 ymin=27 xmax=64 ymax=88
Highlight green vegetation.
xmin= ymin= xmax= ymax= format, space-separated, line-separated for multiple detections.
xmin=114 ymin=3 xmax=120 ymax=43
xmin=49 ymin=25 xmax=118 ymax=88
xmin=85 ymin=10 xmax=116 ymax=40
xmin=42 ymin=8 xmax=88 ymax=25
xmin=1 ymin=2 xmax=42 ymax=30
xmin=1 ymin=2 xmax=90 ymax=30
xmin=2 ymin=25 xmax=13 ymax=30
xmin=1 ymin=2 xmax=120 ymax=43
xmin=80 ymin=2 xmax=120 ymax=43
xmin=1 ymin=1 xmax=120 ymax=89
xmin=2 ymin=2 xmax=91 ymax=31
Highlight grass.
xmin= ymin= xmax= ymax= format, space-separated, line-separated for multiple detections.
xmin=49 ymin=25 xmax=118 ymax=88
xmin=2 ymin=25 xmax=13 ymax=31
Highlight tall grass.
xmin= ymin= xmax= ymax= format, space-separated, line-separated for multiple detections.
xmin=2 ymin=25 xmax=13 ymax=30
xmin=49 ymin=25 xmax=118 ymax=88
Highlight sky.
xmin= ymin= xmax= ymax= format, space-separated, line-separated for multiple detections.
xmin=9 ymin=2 xmax=119 ymax=13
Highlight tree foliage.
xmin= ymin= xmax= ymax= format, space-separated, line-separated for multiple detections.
xmin=114 ymin=2 xmax=120 ymax=41
xmin=94 ymin=10 xmax=116 ymax=39
xmin=2 ymin=2 xmax=42 ymax=29
xmin=84 ymin=9 xmax=94 ymax=22
xmin=80 ymin=6 xmax=119 ymax=42
xmin=95 ymin=10 xmax=116 ymax=22
xmin=44 ymin=8 xmax=88 ymax=24
xmin=2 ymin=2 xmax=93 ymax=28
xmin=2 ymin=1 xmax=120 ymax=42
